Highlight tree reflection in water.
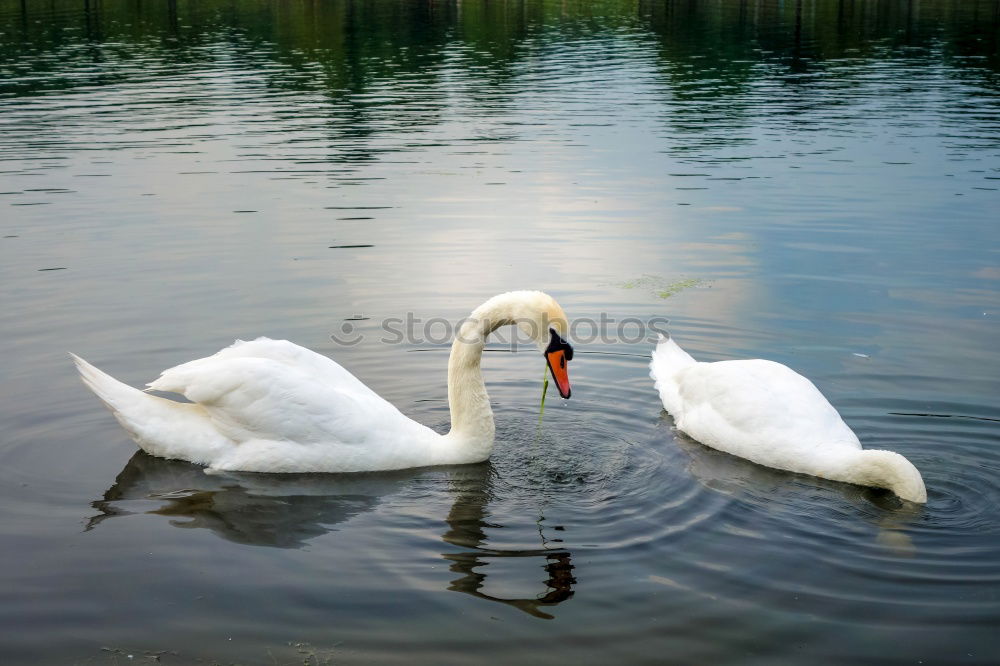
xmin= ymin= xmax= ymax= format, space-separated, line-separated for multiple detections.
xmin=87 ymin=451 xmax=575 ymax=618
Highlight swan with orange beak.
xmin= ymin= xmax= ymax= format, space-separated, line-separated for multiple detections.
xmin=74 ymin=290 xmax=574 ymax=473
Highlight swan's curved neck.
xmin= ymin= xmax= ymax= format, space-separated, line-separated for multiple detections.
xmin=831 ymin=449 xmax=927 ymax=503
xmin=444 ymin=294 xmax=523 ymax=458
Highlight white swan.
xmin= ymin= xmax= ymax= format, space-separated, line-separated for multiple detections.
xmin=650 ymin=335 xmax=926 ymax=503
xmin=72 ymin=291 xmax=574 ymax=473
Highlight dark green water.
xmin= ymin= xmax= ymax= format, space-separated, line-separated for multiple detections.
xmin=1 ymin=1 xmax=999 ymax=664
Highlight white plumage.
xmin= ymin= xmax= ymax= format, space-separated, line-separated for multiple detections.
xmin=73 ymin=339 xmax=444 ymax=472
xmin=650 ymin=335 xmax=926 ymax=503
xmin=73 ymin=291 xmax=572 ymax=474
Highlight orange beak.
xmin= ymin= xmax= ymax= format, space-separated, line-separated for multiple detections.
xmin=546 ymin=350 xmax=571 ymax=399
xmin=544 ymin=328 xmax=573 ymax=399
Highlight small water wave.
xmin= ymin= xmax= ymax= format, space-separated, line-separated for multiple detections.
xmin=621 ymin=408 xmax=1000 ymax=631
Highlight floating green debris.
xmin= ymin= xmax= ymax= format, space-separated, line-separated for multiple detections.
xmin=656 ymin=278 xmax=701 ymax=299
xmin=617 ymin=274 xmax=704 ymax=299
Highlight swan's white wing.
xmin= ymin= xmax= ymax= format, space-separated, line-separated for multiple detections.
xmin=147 ymin=338 xmax=422 ymax=448
xmin=150 ymin=338 xmax=380 ymax=401
xmin=674 ymin=359 xmax=860 ymax=465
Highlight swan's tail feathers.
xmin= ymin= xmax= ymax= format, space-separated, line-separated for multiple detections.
xmin=71 ymin=353 xmax=225 ymax=465
xmin=71 ymin=353 xmax=147 ymax=421
xmin=651 ymin=334 xmax=696 ymax=372
xmin=649 ymin=335 xmax=696 ymax=416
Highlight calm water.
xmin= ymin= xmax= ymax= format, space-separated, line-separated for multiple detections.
xmin=2 ymin=0 xmax=999 ymax=663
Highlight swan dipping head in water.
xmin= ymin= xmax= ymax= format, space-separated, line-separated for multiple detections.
xmin=72 ymin=290 xmax=574 ymax=474
xmin=835 ymin=449 xmax=926 ymax=504
xmin=651 ymin=335 xmax=926 ymax=503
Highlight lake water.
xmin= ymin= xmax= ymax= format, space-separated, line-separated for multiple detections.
xmin=1 ymin=0 xmax=999 ymax=663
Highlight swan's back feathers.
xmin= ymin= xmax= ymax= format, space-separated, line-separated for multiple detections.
xmin=147 ymin=337 xmax=436 ymax=450
xmin=651 ymin=337 xmax=857 ymax=451
xmin=147 ymin=338 xmax=378 ymax=401
xmin=678 ymin=359 xmax=859 ymax=448
xmin=673 ymin=359 xmax=862 ymax=476
xmin=172 ymin=356 xmax=410 ymax=446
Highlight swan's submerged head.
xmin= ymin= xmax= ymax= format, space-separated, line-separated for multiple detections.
xmin=854 ymin=450 xmax=927 ymax=503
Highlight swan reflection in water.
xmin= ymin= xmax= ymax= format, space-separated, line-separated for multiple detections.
xmin=439 ymin=474 xmax=575 ymax=619
xmin=658 ymin=414 xmax=922 ymax=555
xmin=87 ymin=452 xmax=575 ymax=618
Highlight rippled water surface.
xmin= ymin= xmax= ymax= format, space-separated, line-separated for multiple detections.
xmin=2 ymin=0 xmax=999 ymax=663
